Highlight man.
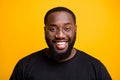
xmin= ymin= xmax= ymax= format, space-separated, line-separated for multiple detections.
xmin=10 ymin=7 xmax=112 ymax=80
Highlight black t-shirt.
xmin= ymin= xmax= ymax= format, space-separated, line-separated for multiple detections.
xmin=10 ymin=48 xmax=112 ymax=80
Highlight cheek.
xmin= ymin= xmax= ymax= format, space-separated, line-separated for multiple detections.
xmin=46 ymin=31 xmax=55 ymax=41
xmin=66 ymin=30 xmax=75 ymax=37
xmin=68 ymin=32 xmax=76 ymax=41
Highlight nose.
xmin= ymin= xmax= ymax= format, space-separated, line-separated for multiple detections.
xmin=55 ymin=30 xmax=65 ymax=39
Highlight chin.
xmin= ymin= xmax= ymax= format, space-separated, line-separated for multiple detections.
xmin=54 ymin=46 xmax=68 ymax=54
xmin=55 ymin=49 xmax=67 ymax=54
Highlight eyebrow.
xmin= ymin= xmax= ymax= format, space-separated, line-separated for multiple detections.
xmin=64 ymin=23 xmax=72 ymax=25
xmin=48 ymin=22 xmax=72 ymax=26
xmin=48 ymin=24 xmax=57 ymax=26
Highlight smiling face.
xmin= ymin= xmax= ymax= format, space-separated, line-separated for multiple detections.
xmin=44 ymin=11 xmax=76 ymax=61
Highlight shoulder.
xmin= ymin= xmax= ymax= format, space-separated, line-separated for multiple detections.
xmin=75 ymin=49 xmax=109 ymax=75
xmin=75 ymin=49 xmax=112 ymax=79
xmin=75 ymin=49 xmax=104 ymax=67
xmin=10 ymin=48 xmax=49 ymax=79
xmin=17 ymin=48 xmax=47 ymax=66
xmin=76 ymin=49 xmax=99 ymax=61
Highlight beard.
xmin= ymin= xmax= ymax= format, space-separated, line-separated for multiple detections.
xmin=45 ymin=33 xmax=76 ymax=61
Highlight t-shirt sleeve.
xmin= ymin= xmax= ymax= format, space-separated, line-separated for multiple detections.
xmin=9 ymin=60 xmax=25 ymax=80
xmin=95 ymin=60 xmax=112 ymax=80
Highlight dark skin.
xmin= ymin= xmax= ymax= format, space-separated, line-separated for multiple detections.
xmin=44 ymin=11 xmax=77 ymax=62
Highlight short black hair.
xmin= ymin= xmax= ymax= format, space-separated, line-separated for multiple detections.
xmin=44 ymin=7 xmax=76 ymax=25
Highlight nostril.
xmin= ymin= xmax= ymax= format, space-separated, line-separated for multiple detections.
xmin=55 ymin=31 xmax=65 ymax=38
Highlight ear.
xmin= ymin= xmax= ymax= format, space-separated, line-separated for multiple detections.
xmin=44 ymin=26 xmax=46 ymax=31
xmin=44 ymin=26 xmax=47 ymax=34
xmin=75 ymin=25 xmax=77 ymax=32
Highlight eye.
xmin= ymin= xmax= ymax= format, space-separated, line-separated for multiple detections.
xmin=64 ymin=26 xmax=71 ymax=32
xmin=48 ymin=26 xmax=57 ymax=32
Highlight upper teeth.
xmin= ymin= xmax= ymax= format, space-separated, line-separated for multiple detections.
xmin=57 ymin=42 xmax=65 ymax=45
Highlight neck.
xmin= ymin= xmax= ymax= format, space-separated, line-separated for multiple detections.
xmin=57 ymin=48 xmax=76 ymax=62
xmin=46 ymin=48 xmax=76 ymax=62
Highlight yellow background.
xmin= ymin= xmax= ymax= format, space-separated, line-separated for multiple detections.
xmin=0 ymin=0 xmax=120 ymax=80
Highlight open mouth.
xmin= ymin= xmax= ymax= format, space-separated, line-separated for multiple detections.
xmin=54 ymin=40 xmax=68 ymax=50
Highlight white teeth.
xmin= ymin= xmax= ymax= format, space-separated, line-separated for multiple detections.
xmin=56 ymin=42 xmax=65 ymax=45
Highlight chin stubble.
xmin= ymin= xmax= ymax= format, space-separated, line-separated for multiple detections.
xmin=45 ymin=33 xmax=76 ymax=61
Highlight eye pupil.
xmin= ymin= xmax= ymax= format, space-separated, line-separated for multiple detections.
xmin=49 ymin=27 xmax=56 ymax=32
xmin=47 ymin=25 xmax=72 ymax=32
xmin=64 ymin=27 xmax=71 ymax=31
xmin=50 ymin=28 xmax=54 ymax=31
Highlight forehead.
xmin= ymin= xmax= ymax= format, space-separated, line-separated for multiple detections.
xmin=46 ymin=11 xmax=74 ymax=25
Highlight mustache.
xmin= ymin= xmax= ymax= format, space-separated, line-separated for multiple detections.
xmin=52 ymin=37 xmax=70 ymax=43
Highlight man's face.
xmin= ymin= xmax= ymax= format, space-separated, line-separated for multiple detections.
xmin=44 ymin=11 xmax=76 ymax=60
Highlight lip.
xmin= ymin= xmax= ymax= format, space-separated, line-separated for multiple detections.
xmin=56 ymin=42 xmax=66 ymax=45
xmin=53 ymin=40 xmax=68 ymax=51
xmin=53 ymin=40 xmax=68 ymax=43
